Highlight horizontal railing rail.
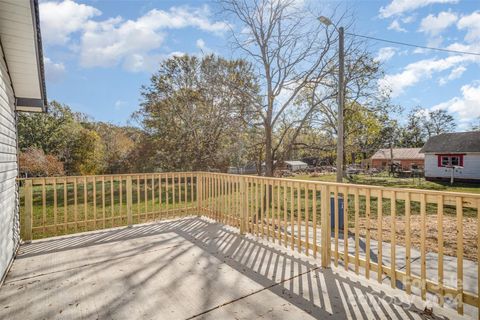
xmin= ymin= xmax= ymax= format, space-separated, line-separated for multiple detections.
xmin=19 ymin=171 xmax=480 ymax=317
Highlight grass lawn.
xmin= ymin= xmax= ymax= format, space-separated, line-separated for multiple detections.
xmin=20 ymin=179 xmax=198 ymax=240
xmin=291 ymin=172 xmax=480 ymax=194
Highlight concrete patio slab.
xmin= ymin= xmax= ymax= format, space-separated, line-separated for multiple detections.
xmin=0 ymin=217 xmax=468 ymax=319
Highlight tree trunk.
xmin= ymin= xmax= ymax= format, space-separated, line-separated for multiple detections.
xmin=265 ymin=123 xmax=274 ymax=177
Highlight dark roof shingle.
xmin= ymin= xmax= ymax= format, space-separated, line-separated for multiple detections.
xmin=420 ymin=132 xmax=480 ymax=153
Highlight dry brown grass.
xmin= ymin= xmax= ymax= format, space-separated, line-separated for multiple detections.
xmin=352 ymin=215 xmax=478 ymax=262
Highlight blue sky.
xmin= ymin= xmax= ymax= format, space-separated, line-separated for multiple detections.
xmin=39 ymin=0 xmax=480 ymax=129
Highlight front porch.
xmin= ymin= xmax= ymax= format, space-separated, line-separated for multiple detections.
xmin=0 ymin=217 xmax=458 ymax=319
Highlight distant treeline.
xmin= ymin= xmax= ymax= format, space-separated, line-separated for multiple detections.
xmin=18 ymin=54 xmax=462 ymax=177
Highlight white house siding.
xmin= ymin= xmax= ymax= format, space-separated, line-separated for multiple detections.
xmin=424 ymin=153 xmax=480 ymax=180
xmin=0 ymin=43 xmax=19 ymax=281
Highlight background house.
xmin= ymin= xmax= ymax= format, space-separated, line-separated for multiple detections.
xmin=0 ymin=0 xmax=47 ymax=282
xmin=284 ymin=160 xmax=308 ymax=172
xmin=370 ymin=148 xmax=424 ymax=170
xmin=420 ymin=131 xmax=480 ymax=182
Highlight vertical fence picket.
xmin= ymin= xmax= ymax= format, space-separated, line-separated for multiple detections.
xmin=24 ymin=180 xmax=33 ymax=242
xmin=391 ymin=191 xmax=397 ymax=289
xmin=365 ymin=188 xmax=371 ymax=279
xmin=320 ymin=185 xmax=330 ymax=268
xmin=166 ymin=174 xmax=170 ymax=217
xmin=255 ymin=181 xmax=259 ymax=236
xmin=64 ymin=180 xmax=68 ymax=232
xmin=354 ymin=188 xmax=359 ymax=274
xmin=144 ymin=174 xmax=148 ymax=217
xmin=420 ymin=193 xmax=426 ymax=298
xmin=305 ymin=185 xmax=309 ymax=255
xmin=283 ymin=182 xmax=287 ymax=247
xmin=127 ymin=176 xmax=132 ymax=226
xmin=84 ymin=176 xmax=88 ymax=230
xmin=344 ymin=188 xmax=349 ymax=271
xmin=152 ymin=174 xmax=156 ymax=216
xmin=290 ymin=182 xmax=294 ymax=250
xmin=74 ymin=178 xmax=78 ymax=233
xmin=110 ymin=176 xmax=113 ymax=227
xmin=438 ymin=194 xmax=444 ymax=306
xmin=405 ymin=192 xmax=411 ymax=294
xmin=93 ymin=177 xmax=96 ymax=229
xmin=312 ymin=185 xmax=317 ymax=258
xmin=334 ymin=186 xmax=339 ymax=267
xmin=377 ymin=190 xmax=382 ymax=282
xmin=102 ymin=177 xmax=105 ymax=228
xmin=120 ymin=177 xmax=124 ymax=225
xmin=297 ymin=184 xmax=301 ymax=253
xmin=456 ymin=197 xmax=464 ymax=315
xmin=159 ymin=175 xmax=163 ymax=219
xmin=53 ymin=180 xmax=57 ymax=235
xmin=42 ymin=179 xmax=46 ymax=234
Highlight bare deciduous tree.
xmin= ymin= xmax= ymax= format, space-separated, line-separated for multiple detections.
xmin=221 ymin=0 xmax=339 ymax=176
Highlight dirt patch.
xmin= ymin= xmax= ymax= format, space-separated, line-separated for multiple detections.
xmin=350 ymin=215 xmax=478 ymax=262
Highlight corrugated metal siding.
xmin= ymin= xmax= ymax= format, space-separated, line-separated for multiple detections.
xmin=424 ymin=153 xmax=480 ymax=180
xmin=0 ymin=41 xmax=19 ymax=281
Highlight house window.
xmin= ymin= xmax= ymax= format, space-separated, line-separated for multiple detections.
xmin=451 ymin=156 xmax=460 ymax=166
xmin=441 ymin=156 xmax=449 ymax=167
xmin=437 ymin=154 xmax=464 ymax=167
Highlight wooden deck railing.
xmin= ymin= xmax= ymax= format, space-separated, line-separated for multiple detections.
xmin=19 ymin=172 xmax=480 ymax=316
xmin=19 ymin=172 xmax=198 ymax=240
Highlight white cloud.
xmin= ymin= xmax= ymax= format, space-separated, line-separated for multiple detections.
xmin=122 ymin=51 xmax=184 ymax=72
xmin=379 ymin=54 xmax=476 ymax=97
xmin=375 ymin=47 xmax=397 ymax=62
xmin=457 ymin=11 xmax=480 ymax=42
xmin=438 ymin=65 xmax=466 ymax=85
xmin=419 ymin=11 xmax=457 ymax=35
xmin=379 ymin=0 xmax=459 ymax=18
xmin=402 ymin=15 xmax=416 ymax=23
xmin=43 ymin=57 xmax=66 ymax=82
xmin=39 ymin=1 xmax=228 ymax=72
xmin=80 ymin=6 xmax=228 ymax=70
xmin=39 ymin=0 xmax=100 ymax=45
xmin=114 ymin=100 xmax=127 ymax=109
xmin=432 ymin=82 xmax=480 ymax=126
xmin=196 ymin=39 xmax=206 ymax=50
xmin=388 ymin=20 xmax=407 ymax=32
xmin=196 ymin=38 xmax=214 ymax=54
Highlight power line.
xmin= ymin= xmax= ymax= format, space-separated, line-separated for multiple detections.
xmin=346 ymin=32 xmax=480 ymax=57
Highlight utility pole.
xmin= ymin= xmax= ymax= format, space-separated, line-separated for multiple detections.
xmin=337 ymin=27 xmax=345 ymax=183
xmin=318 ymin=17 xmax=345 ymax=182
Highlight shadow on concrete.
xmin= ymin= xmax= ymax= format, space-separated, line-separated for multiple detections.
xmin=0 ymin=217 xmax=447 ymax=319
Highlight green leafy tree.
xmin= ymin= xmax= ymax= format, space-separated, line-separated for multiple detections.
xmin=398 ymin=107 xmax=427 ymax=147
xmin=66 ymin=128 xmax=105 ymax=175
xmin=136 ymin=54 xmax=259 ymax=172
xmin=93 ymin=123 xmax=137 ymax=173
xmin=18 ymin=101 xmax=82 ymax=156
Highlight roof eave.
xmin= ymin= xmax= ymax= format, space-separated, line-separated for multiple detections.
xmin=29 ymin=0 xmax=47 ymax=112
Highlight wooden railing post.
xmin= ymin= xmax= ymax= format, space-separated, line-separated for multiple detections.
xmin=24 ymin=180 xmax=33 ymax=243
xmin=196 ymin=173 xmax=202 ymax=216
xmin=126 ymin=176 xmax=132 ymax=227
xmin=320 ymin=185 xmax=331 ymax=268
xmin=239 ymin=176 xmax=246 ymax=235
